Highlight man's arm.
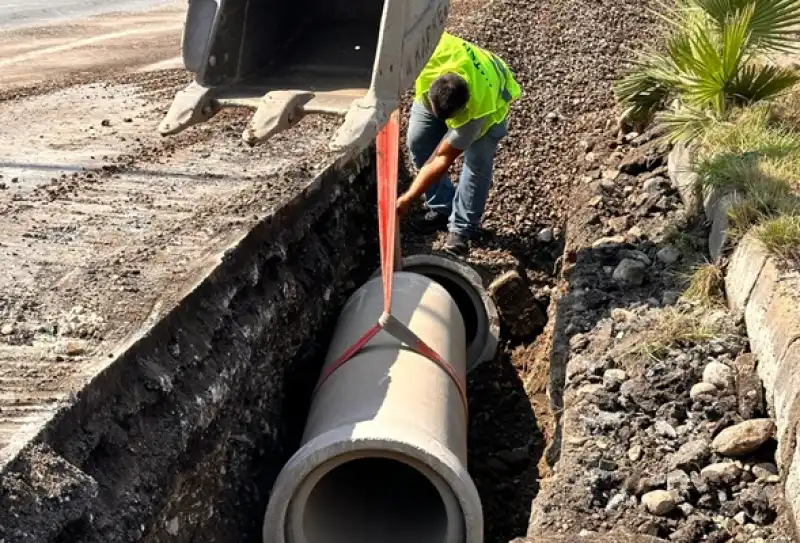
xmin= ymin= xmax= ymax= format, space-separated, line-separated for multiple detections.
xmin=397 ymin=116 xmax=486 ymax=214
xmin=402 ymin=140 xmax=462 ymax=202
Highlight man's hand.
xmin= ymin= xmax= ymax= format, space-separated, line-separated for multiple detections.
xmin=396 ymin=193 xmax=413 ymax=217
xmin=398 ymin=140 xmax=463 ymax=216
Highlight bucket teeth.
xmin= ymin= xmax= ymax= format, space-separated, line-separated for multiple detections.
xmin=242 ymin=91 xmax=315 ymax=147
xmin=158 ymin=82 xmax=220 ymax=136
xmin=329 ymin=98 xmax=396 ymax=156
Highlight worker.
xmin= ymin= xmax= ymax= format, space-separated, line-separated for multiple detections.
xmin=396 ymin=32 xmax=522 ymax=257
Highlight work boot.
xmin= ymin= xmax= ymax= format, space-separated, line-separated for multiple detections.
xmin=410 ymin=210 xmax=449 ymax=234
xmin=442 ymin=232 xmax=469 ymax=257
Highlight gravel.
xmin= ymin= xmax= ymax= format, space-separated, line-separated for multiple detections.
xmin=396 ymin=0 xmax=664 ymax=538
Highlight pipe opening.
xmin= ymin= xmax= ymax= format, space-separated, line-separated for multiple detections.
xmin=302 ymin=457 xmax=449 ymax=543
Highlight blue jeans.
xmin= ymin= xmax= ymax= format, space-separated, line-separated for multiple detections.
xmin=406 ymin=100 xmax=508 ymax=238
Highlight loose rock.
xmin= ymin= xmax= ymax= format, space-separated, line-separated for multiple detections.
xmin=752 ymin=463 xmax=778 ymax=480
xmin=604 ymin=368 xmax=628 ymax=389
xmin=661 ymin=291 xmax=680 ymax=306
xmin=622 ymin=249 xmax=651 ymax=265
xmin=593 ymin=235 xmax=627 ymax=248
xmin=702 ymin=361 xmax=734 ymax=390
xmin=613 ymin=258 xmax=647 ymax=286
xmin=65 ymin=341 xmax=87 ymax=357
xmin=670 ymin=440 xmax=711 ymax=471
xmin=537 ymin=227 xmax=555 ymax=242
xmin=690 ymin=382 xmax=717 ymax=399
xmin=701 ymin=462 xmax=742 ymax=485
xmin=642 ymin=177 xmax=662 ymax=193
xmin=712 ymin=419 xmax=775 ymax=457
xmin=655 ymin=420 xmax=677 ymax=439
xmin=666 ymin=470 xmax=692 ymax=502
xmin=739 ymin=486 xmax=774 ymax=525
xmin=642 ymin=490 xmax=676 ymax=516
xmin=656 ymin=245 xmax=681 ymax=265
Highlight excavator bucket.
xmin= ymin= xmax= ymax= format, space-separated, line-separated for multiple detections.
xmin=158 ymin=0 xmax=449 ymax=155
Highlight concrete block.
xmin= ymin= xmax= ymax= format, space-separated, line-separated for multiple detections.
xmin=787 ymin=436 xmax=800 ymax=532
xmin=752 ymin=271 xmax=800 ymax=421
xmin=745 ymin=257 xmax=782 ymax=394
xmin=726 ymin=234 xmax=770 ymax=317
xmin=772 ymin=336 xmax=800 ymax=466
xmin=708 ymin=192 xmax=739 ymax=263
xmin=667 ymin=142 xmax=701 ymax=217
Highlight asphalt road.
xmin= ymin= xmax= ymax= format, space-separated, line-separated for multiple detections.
xmin=0 ymin=0 xmax=176 ymax=31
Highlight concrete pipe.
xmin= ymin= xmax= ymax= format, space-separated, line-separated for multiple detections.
xmin=262 ymin=270 xmax=484 ymax=543
xmin=393 ymin=254 xmax=500 ymax=372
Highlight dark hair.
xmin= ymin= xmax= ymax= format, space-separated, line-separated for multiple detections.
xmin=429 ymin=73 xmax=469 ymax=120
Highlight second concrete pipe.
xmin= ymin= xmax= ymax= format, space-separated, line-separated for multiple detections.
xmin=262 ymin=255 xmax=496 ymax=543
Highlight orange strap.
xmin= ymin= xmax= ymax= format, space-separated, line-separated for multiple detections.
xmin=312 ymin=111 xmax=468 ymax=416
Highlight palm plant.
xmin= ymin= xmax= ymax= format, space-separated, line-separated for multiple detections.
xmin=615 ymin=0 xmax=800 ymax=142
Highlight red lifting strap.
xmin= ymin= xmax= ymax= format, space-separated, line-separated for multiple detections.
xmin=311 ymin=111 xmax=468 ymax=417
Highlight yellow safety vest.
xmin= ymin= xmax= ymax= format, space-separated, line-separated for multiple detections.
xmin=414 ymin=32 xmax=522 ymax=137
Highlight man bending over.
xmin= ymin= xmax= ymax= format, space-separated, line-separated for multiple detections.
xmin=397 ymin=32 xmax=522 ymax=257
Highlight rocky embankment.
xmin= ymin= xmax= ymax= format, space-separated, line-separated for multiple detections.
xmin=525 ymin=126 xmax=794 ymax=542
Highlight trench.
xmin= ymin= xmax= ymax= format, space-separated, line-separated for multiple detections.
xmin=251 ymin=167 xmax=555 ymax=542
xmin=1 ymin=149 xmax=554 ymax=543
xmin=180 ymin=150 xmax=553 ymax=543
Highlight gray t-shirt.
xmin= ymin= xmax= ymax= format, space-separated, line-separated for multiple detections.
xmin=445 ymin=117 xmax=488 ymax=150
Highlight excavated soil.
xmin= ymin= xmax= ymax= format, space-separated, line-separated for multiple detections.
xmin=523 ymin=118 xmax=794 ymax=541
xmin=0 ymin=67 xmax=343 ymax=465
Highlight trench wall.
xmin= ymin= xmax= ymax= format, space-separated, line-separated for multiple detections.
xmin=0 ymin=150 xmax=381 ymax=543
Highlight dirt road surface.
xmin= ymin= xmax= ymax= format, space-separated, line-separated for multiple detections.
xmin=0 ymin=3 xmax=185 ymax=94
xmin=0 ymin=0 xmax=174 ymax=31
xmin=0 ymin=5 xmax=342 ymax=468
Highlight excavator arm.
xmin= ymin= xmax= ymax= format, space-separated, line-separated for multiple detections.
xmin=158 ymin=0 xmax=449 ymax=156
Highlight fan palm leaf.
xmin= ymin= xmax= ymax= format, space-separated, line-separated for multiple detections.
xmin=728 ymin=62 xmax=800 ymax=103
xmin=688 ymin=0 xmax=800 ymax=53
